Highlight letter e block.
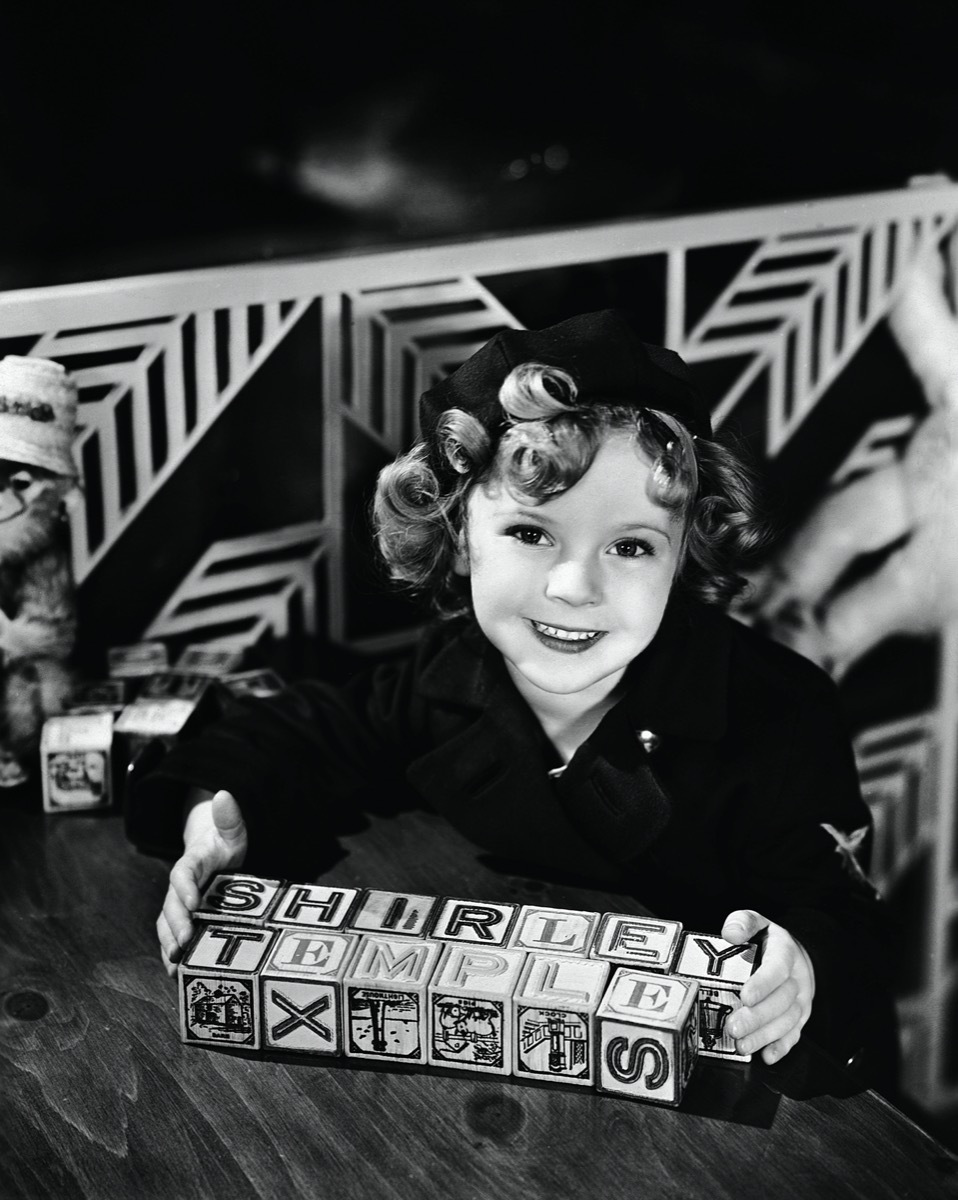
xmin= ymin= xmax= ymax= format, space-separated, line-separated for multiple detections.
xmin=270 ymin=883 xmax=360 ymax=931
xmin=344 ymin=935 xmax=443 ymax=1063
xmin=507 ymin=905 xmax=600 ymax=957
xmin=674 ymin=932 xmax=760 ymax=1060
xmin=596 ymin=969 xmax=699 ymax=1106
xmin=429 ymin=898 xmax=518 ymax=946
xmin=260 ymin=930 xmax=359 ymax=1055
xmin=194 ymin=873 xmax=284 ymax=925
xmin=427 ymin=944 xmax=526 ymax=1074
xmin=179 ymin=924 xmax=277 ymax=1051
xmin=590 ymin=913 xmax=683 ymax=972
xmin=347 ymin=890 xmax=439 ymax=937
xmin=513 ymin=953 xmax=611 ymax=1086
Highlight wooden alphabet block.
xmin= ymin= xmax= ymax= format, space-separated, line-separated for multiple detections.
xmin=347 ymin=889 xmax=439 ymax=937
xmin=41 ymin=712 xmax=114 ymax=813
xmin=427 ymin=944 xmax=526 ymax=1074
xmin=269 ymin=882 xmax=361 ymax=931
xmin=218 ymin=668 xmax=285 ymax=701
xmin=174 ymin=644 xmax=246 ymax=676
xmin=674 ymin=932 xmax=761 ymax=1060
xmin=260 ymin=929 xmax=360 ymax=1055
xmin=107 ymin=641 xmax=169 ymax=679
xmin=343 ymin=934 xmax=443 ymax=1063
xmin=429 ymin=898 xmax=519 ymax=946
xmin=507 ymin=905 xmax=600 ymax=957
xmin=596 ymin=969 xmax=699 ymax=1106
xmin=63 ymin=679 xmax=129 ymax=715
xmin=589 ymin=913 xmax=683 ymax=973
xmin=513 ymin=953 xmax=611 ymax=1086
xmin=178 ymin=924 xmax=278 ymax=1050
xmin=194 ymin=873 xmax=284 ymax=925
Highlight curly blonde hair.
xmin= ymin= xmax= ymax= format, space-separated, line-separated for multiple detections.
xmin=373 ymin=362 xmax=764 ymax=617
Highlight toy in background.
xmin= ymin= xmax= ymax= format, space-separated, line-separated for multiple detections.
xmin=0 ymin=356 xmax=79 ymax=787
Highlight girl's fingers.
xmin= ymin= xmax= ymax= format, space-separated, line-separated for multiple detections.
xmin=761 ymin=1026 xmax=804 ymax=1065
xmin=726 ymin=976 xmax=799 ymax=1041
xmin=736 ymin=1002 xmax=804 ymax=1057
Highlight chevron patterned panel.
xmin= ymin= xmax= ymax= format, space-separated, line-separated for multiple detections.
xmin=144 ymin=521 xmax=328 ymax=648
xmin=27 ymin=298 xmax=311 ymax=584
xmin=679 ymin=213 xmax=956 ymax=453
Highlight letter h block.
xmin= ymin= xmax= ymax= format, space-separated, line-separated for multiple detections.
xmin=596 ymin=969 xmax=699 ymax=1107
xmin=260 ymin=930 xmax=360 ymax=1055
xmin=674 ymin=932 xmax=760 ymax=1060
xmin=427 ymin=944 xmax=526 ymax=1074
xmin=344 ymin=935 xmax=443 ymax=1064
xmin=179 ymin=924 xmax=278 ymax=1051
xmin=513 ymin=953 xmax=611 ymax=1086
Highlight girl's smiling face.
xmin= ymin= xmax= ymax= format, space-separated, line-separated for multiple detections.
xmin=458 ymin=431 xmax=685 ymax=711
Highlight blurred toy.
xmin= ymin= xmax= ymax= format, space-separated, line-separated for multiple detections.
xmin=0 ymin=356 xmax=79 ymax=786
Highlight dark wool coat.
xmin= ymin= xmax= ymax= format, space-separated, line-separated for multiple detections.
xmin=128 ymin=597 xmax=897 ymax=1084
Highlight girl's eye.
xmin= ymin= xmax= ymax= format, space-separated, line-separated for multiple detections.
xmin=506 ymin=524 xmax=549 ymax=546
xmin=610 ymin=538 xmax=654 ymax=559
xmin=10 ymin=473 xmax=34 ymax=492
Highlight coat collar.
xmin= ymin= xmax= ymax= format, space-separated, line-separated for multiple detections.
xmin=417 ymin=595 xmax=731 ymax=744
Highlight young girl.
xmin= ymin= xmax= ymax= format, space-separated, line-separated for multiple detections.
xmin=129 ymin=310 xmax=893 ymax=1083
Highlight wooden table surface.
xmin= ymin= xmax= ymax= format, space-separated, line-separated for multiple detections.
xmin=2 ymin=795 xmax=957 ymax=1200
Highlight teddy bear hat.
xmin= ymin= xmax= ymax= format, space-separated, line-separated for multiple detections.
xmin=0 ymin=355 xmax=79 ymax=478
xmin=418 ymin=309 xmax=712 ymax=454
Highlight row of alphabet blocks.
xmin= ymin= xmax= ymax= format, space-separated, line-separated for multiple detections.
xmin=177 ymin=874 xmax=760 ymax=1106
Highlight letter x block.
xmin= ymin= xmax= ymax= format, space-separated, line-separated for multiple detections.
xmin=596 ymin=969 xmax=699 ymax=1107
xmin=179 ymin=924 xmax=278 ymax=1050
xmin=674 ymin=932 xmax=761 ymax=1061
xmin=427 ymin=944 xmax=526 ymax=1074
xmin=260 ymin=930 xmax=360 ymax=1055
xmin=513 ymin=953 xmax=611 ymax=1086
xmin=344 ymin=935 xmax=443 ymax=1064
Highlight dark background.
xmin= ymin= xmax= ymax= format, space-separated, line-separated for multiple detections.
xmin=3 ymin=2 xmax=957 ymax=289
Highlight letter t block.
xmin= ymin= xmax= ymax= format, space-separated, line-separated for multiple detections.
xmin=179 ymin=924 xmax=278 ymax=1051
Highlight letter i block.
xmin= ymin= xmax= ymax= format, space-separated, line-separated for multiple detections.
xmin=429 ymin=898 xmax=519 ymax=946
xmin=513 ymin=953 xmax=611 ymax=1086
xmin=427 ymin=944 xmax=526 ymax=1074
xmin=589 ymin=913 xmax=683 ymax=973
xmin=674 ymin=932 xmax=760 ymax=1061
xmin=179 ymin=924 xmax=278 ymax=1050
xmin=260 ymin=930 xmax=360 ymax=1055
xmin=269 ymin=883 xmax=361 ymax=931
xmin=344 ymin=935 xmax=443 ymax=1064
xmin=194 ymin=873 xmax=284 ymax=925
xmin=347 ymin=890 xmax=439 ymax=938
xmin=596 ymin=969 xmax=699 ymax=1107
xmin=507 ymin=905 xmax=601 ymax=957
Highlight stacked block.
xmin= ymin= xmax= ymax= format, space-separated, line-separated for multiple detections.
xmin=674 ymin=931 xmax=760 ymax=1061
xmin=176 ymin=879 xmax=764 ymax=1108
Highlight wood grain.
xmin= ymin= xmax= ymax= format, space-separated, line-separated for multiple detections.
xmin=1 ymin=801 xmax=957 ymax=1200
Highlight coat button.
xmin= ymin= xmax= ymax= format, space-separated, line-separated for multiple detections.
xmin=636 ymin=729 xmax=660 ymax=753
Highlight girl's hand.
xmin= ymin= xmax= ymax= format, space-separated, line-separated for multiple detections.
xmin=156 ymin=789 xmax=248 ymax=976
xmin=720 ymin=908 xmax=816 ymax=1064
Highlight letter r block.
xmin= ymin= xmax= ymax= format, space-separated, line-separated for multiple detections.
xmin=260 ymin=930 xmax=360 ymax=1055
xmin=429 ymin=898 xmax=519 ymax=946
xmin=178 ymin=924 xmax=278 ymax=1051
xmin=674 ymin=931 xmax=761 ymax=1060
xmin=596 ymin=969 xmax=699 ymax=1106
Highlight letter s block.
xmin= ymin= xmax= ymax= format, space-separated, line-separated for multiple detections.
xmin=194 ymin=873 xmax=284 ymax=926
xmin=178 ymin=924 xmax=278 ymax=1051
xmin=596 ymin=969 xmax=699 ymax=1106
xmin=260 ymin=930 xmax=360 ymax=1055
xmin=674 ymin=931 xmax=761 ymax=1061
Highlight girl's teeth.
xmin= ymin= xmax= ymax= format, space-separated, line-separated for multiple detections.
xmin=533 ymin=621 xmax=599 ymax=642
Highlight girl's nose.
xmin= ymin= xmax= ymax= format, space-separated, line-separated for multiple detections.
xmin=545 ymin=558 xmax=601 ymax=606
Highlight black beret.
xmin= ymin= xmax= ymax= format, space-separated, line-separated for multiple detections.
xmin=418 ymin=310 xmax=711 ymax=456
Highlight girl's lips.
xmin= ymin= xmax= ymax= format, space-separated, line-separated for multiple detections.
xmin=528 ymin=619 xmax=607 ymax=654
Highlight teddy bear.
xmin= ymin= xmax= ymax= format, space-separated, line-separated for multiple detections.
xmin=0 ymin=355 xmax=79 ymax=787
